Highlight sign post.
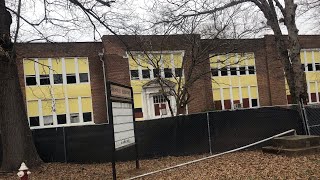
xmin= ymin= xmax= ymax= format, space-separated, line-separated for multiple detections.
xmin=106 ymin=81 xmax=139 ymax=180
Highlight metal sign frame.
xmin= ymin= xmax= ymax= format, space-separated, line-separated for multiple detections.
xmin=106 ymin=81 xmax=139 ymax=180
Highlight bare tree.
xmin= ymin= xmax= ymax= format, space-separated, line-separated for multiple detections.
xmin=125 ymin=7 xmax=253 ymax=116
xmin=0 ymin=0 xmax=42 ymax=171
xmin=151 ymin=0 xmax=309 ymax=104
xmin=1 ymin=0 xmax=131 ymax=171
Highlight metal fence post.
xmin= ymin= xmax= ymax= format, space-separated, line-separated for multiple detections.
xmin=300 ymin=101 xmax=311 ymax=135
xmin=206 ymin=112 xmax=212 ymax=155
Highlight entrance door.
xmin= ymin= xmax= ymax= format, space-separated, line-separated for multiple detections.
xmin=153 ymin=95 xmax=170 ymax=118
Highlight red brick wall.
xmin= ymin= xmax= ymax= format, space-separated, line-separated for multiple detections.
xmin=102 ymin=34 xmax=215 ymax=114
xmin=263 ymin=35 xmax=288 ymax=105
xmin=16 ymin=42 xmax=108 ymax=124
xmin=16 ymin=34 xmax=320 ymax=123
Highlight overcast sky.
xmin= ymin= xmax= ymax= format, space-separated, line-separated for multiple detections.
xmin=8 ymin=0 xmax=320 ymax=42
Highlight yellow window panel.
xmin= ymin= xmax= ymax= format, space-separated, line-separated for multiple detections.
xmin=237 ymin=53 xmax=247 ymax=66
xmin=246 ymin=53 xmax=256 ymax=66
xmin=218 ymin=55 xmax=227 ymax=66
xmin=78 ymin=58 xmax=89 ymax=73
xmin=139 ymin=54 xmax=150 ymax=68
xmin=27 ymin=101 xmax=39 ymax=117
xmin=42 ymin=100 xmax=53 ymax=116
xmin=51 ymin=58 xmax=63 ymax=74
xmin=133 ymin=94 xmax=142 ymax=108
xmin=38 ymin=58 xmax=50 ymax=75
xmin=306 ymin=72 xmax=320 ymax=81
xmin=132 ymin=82 xmax=143 ymax=93
xmin=309 ymin=82 xmax=316 ymax=93
xmin=150 ymin=54 xmax=162 ymax=67
xmin=23 ymin=59 xmax=36 ymax=75
xmin=162 ymin=54 xmax=171 ymax=68
xmin=317 ymin=82 xmax=320 ymax=94
xmin=52 ymin=85 xmax=65 ymax=99
xmin=213 ymin=89 xmax=221 ymax=100
xmin=232 ymin=87 xmax=240 ymax=100
xmin=67 ymin=84 xmax=91 ymax=97
xmin=81 ymin=97 xmax=93 ymax=112
xmin=129 ymin=55 xmax=139 ymax=70
xmin=211 ymin=81 xmax=221 ymax=89
xmin=314 ymin=51 xmax=320 ymax=63
xmin=230 ymin=77 xmax=240 ymax=87
xmin=55 ymin=99 xmax=66 ymax=114
xmin=285 ymin=83 xmax=290 ymax=95
xmin=65 ymin=58 xmax=76 ymax=74
xmin=25 ymin=86 xmax=51 ymax=100
xmin=210 ymin=55 xmax=219 ymax=68
xmin=239 ymin=76 xmax=257 ymax=86
xmin=242 ymin=87 xmax=249 ymax=98
xmin=305 ymin=51 xmax=313 ymax=63
xmin=212 ymin=77 xmax=229 ymax=88
xmin=228 ymin=53 xmax=237 ymax=66
xmin=68 ymin=98 xmax=79 ymax=113
xmin=250 ymin=86 xmax=258 ymax=99
xmin=223 ymin=88 xmax=231 ymax=100
xmin=173 ymin=54 xmax=183 ymax=68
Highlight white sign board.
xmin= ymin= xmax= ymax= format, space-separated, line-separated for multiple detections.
xmin=112 ymin=102 xmax=135 ymax=150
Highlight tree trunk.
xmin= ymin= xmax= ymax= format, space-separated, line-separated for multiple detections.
xmin=258 ymin=0 xmax=307 ymax=104
xmin=0 ymin=53 xmax=42 ymax=172
xmin=0 ymin=1 xmax=42 ymax=172
xmin=284 ymin=0 xmax=308 ymax=103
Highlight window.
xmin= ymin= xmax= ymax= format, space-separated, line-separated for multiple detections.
xmin=316 ymin=63 xmax=320 ymax=71
xmin=153 ymin=69 xmax=160 ymax=78
xmin=153 ymin=95 xmax=166 ymax=103
xmin=53 ymin=74 xmax=63 ymax=84
xmin=307 ymin=64 xmax=313 ymax=71
xmin=175 ymin=68 xmax=183 ymax=77
xmin=211 ymin=68 xmax=219 ymax=76
xmin=230 ymin=67 xmax=237 ymax=75
xmin=83 ymin=112 xmax=92 ymax=122
xmin=239 ymin=67 xmax=246 ymax=75
xmin=57 ymin=114 xmax=66 ymax=124
xmin=142 ymin=70 xmax=150 ymax=79
xmin=130 ymin=70 xmax=139 ymax=80
xmin=40 ymin=75 xmax=50 ymax=85
xmin=79 ymin=73 xmax=89 ymax=82
xmin=301 ymin=64 xmax=306 ymax=71
xmin=164 ymin=68 xmax=172 ymax=78
xmin=43 ymin=115 xmax=53 ymax=126
xmin=67 ymin=74 xmax=76 ymax=84
xmin=29 ymin=116 xmax=39 ymax=127
xmin=251 ymin=99 xmax=258 ymax=107
xmin=26 ymin=75 xmax=37 ymax=86
xmin=220 ymin=68 xmax=228 ymax=76
xmin=134 ymin=108 xmax=143 ymax=118
xmin=70 ymin=113 xmax=80 ymax=123
xmin=248 ymin=66 xmax=255 ymax=74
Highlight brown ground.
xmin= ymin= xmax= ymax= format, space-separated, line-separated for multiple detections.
xmin=1 ymin=151 xmax=319 ymax=179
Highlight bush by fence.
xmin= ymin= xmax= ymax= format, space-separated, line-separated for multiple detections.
xmin=31 ymin=106 xmax=305 ymax=163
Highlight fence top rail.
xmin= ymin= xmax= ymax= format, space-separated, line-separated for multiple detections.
xmin=126 ymin=129 xmax=297 ymax=180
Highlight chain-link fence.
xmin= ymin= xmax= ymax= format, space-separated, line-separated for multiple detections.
xmin=303 ymin=104 xmax=320 ymax=135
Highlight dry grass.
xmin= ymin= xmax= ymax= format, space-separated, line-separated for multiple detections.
xmin=1 ymin=151 xmax=319 ymax=179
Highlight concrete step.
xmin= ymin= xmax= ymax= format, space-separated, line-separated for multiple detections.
xmin=262 ymin=145 xmax=320 ymax=156
xmin=272 ymin=135 xmax=320 ymax=149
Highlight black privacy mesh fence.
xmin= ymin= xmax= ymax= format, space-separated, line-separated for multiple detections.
xmin=304 ymin=104 xmax=320 ymax=135
xmin=31 ymin=106 xmax=305 ymax=163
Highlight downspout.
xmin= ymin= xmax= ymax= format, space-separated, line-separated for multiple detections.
xmin=99 ymin=49 xmax=109 ymax=123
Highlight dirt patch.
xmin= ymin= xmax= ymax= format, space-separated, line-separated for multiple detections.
xmin=1 ymin=151 xmax=319 ymax=179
